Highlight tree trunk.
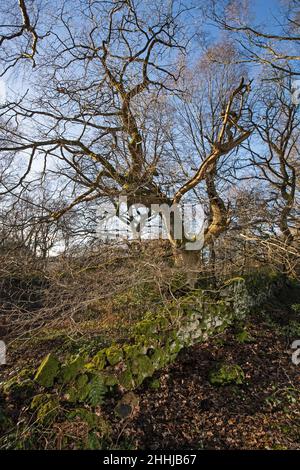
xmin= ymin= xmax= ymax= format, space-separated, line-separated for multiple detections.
xmin=173 ymin=248 xmax=201 ymax=288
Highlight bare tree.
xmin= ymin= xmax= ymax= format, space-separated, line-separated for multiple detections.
xmin=0 ymin=0 xmax=252 ymax=282
xmin=164 ymin=42 xmax=252 ymax=278
xmin=207 ymin=0 xmax=300 ymax=78
xmin=243 ymin=74 xmax=300 ymax=274
xmin=0 ymin=0 xmax=50 ymax=74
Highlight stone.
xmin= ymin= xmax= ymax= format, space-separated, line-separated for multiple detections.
xmin=118 ymin=370 xmax=135 ymax=390
xmin=131 ymin=354 xmax=154 ymax=381
xmin=105 ymin=345 xmax=123 ymax=366
xmin=34 ymin=353 xmax=60 ymax=388
xmin=100 ymin=371 xmax=119 ymax=387
xmin=114 ymin=392 xmax=139 ymax=419
xmin=59 ymin=354 xmax=85 ymax=384
xmin=64 ymin=374 xmax=90 ymax=402
xmin=3 ymin=377 xmax=35 ymax=401
xmin=91 ymin=350 xmax=106 ymax=370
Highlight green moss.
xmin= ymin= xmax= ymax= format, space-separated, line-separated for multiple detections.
xmin=123 ymin=344 xmax=144 ymax=360
xmin=31 ymin=393 xmax=48 ymax=409
xmin=118 ymin=370 xmax=134 ymax=390
xmin=0 ymin=408 xmax=13 ymax=432
xmin=209 ymin=364 xmax=245 ymax=386
xmin=151 ymin=347 xmax=169 ymax=369
xmin=3 ymin=378 xmax=35 ymax=401
xmin=133 ymin=311 xmax=170 ymax=339
xmin=4 ymin=270 xmax=280 ymax=437
xmin=131 ymin=354 xmax=154 ymax=382
xmin=34 ymin=353 xmax=60 ymax=388
xmin=90 ymin=350 xmax=106 ymax=370
xmin=100 ymin=371 xmax=118 ymax=387
xmin=59 ymin=354 xmax=85 ymax=384
xmin=64 ymin=374 xmax=90 ymax=402
xmin=235 ymin=329 xmax=254 ymax=343
xmin=31 ymin=394 xmax=59 ymax=424
xmin=2 ymin=368 xmax=35 ymax=398
xmin=105 ymin=345 xmax=123 ymax=366
xmin=63 ymin=372 xmax=107 ymax=405
xmin=133 ymin=318 xmax=157 ymax=337
xmin=149 ymin=378 xmax=161 ymax=389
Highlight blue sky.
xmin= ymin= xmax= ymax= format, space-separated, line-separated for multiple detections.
xmin=253 ymin=0 xmax=281 ymax=27
xmin=255 ymin=0 xmax=278 ymax=15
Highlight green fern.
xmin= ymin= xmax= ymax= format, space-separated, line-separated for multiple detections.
xmin=87 ymin=376 xmax=107 ymax=406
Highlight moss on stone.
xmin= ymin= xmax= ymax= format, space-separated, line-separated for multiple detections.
xmin=131 ymin=354 xmax=154 ymax=382
xmin=114 ymin=392 xmax=139 ymax=419
xmin=64 ymin=374 xmax=90 ymax=402
xmin=63 ymin=372 xmax=107 ymax=405
xmin=59 ymin=354 xmax=85 ymax=384
xmin=105 ymin=345 xmax=124 ymax=366
xmin=2 ymin=272 xmax=280 ymax=429
xmin=133 ymin=318 xmax=158 ymax=337
xmin=34 ymin=353 xmax=60 ymax=388
xmin=118 ymin=370 xmax=135 ymax=390
xmin=123 ymin=344 xmax=144 ymax=360
xmin=3 ymin=368 xmax=35 ymax=398
xmin=150 ymin=347 xmax=169 ymax=369
xmin=90 ymin=350 xmax=106 ymax=370
xmin=133 ymin=311 xmax=171 ymax=339
xmin=100 ymin=371 xmax=118 ymax=387
xmin=3 ymin=378 xmax=36 ymax=401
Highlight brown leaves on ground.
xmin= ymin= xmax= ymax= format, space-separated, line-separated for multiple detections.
xmin=105 ymin=315 xmax=300 ymax=450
